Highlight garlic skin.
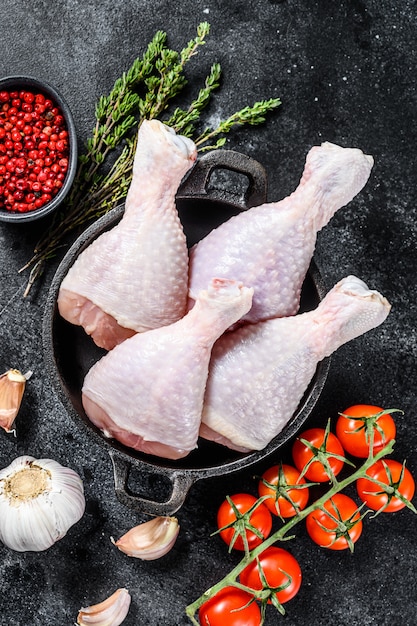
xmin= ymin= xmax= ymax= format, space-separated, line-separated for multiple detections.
xmin=0 ymin=369 xmax=32 ymax=434
xmin=0 ymin=455 xmax=85 ymax=552
xmin=112 ymin=516 xmax=180 ymax=560
xmin=77 ymin=588 xmax=131 ymax=626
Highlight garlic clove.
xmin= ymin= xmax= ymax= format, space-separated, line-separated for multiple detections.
xmin=77 ymin=588 xmax=131 ymax=626
xmin=0 ymin=369 xmax=31 ymax=434
xmin=0 ymin=455 xmax=85 ymax=552
xmin=112 ymin=516 xmax=180 ymax=560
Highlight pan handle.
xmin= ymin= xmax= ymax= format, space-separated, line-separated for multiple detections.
xmin=109 ymin=451 xmax=197 ymax=516
xmin=178 ymin=149 xmax=268 ymax=208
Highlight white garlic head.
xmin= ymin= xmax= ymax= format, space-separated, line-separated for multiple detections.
xmin=0 ymin=455 xmax=85 ymax=552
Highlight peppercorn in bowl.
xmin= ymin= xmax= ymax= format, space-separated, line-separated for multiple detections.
xmin=0 ymin=75 xmax=77 ymax=223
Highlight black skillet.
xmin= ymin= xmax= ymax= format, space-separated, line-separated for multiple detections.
xmin=42 ymin=149 xmax=330 ymax=516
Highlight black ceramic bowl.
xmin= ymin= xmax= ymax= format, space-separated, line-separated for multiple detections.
xmin=0 ymin=75 xmax=77 ymax=223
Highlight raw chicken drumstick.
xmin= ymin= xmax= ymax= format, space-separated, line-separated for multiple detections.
xmin=200 ymin=276 xmax=391 ymax=452
xmin=188 ymin=142 xmax=374 ymax=324
xmin=58 ymin=120 xmax=197 ymax=351
xmin=81 ymin=278 xmax=254 ymax=460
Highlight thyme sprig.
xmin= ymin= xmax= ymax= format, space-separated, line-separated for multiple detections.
xmin=20 ymin=23 xmax=280 ymax=295
xmin=72 ymin=29 xmax=167 ymax=208
xmin=185 ymin=415 xmax=416 ymax=625
xmin=166 ymin=62 xmax=222 ymax=137
xmin=194 ymin=98 xmax=282 ymax=151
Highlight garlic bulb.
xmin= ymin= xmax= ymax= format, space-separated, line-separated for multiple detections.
xmin=0 ymin=368 xmax=32 ymax=434
xmin=0 ymin=455 xmax=85 ymax=552
xmin=112 ymin=516 xmax=179 ymax=560
xmin=77 ymin=588 xmax=131 ymax=626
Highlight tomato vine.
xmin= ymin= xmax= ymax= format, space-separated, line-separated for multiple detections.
xmin=185 ymin=408 xmax=415 ymax=625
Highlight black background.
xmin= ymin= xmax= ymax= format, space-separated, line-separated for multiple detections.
xmin=0 ymin=1 xmax=416 ymax=625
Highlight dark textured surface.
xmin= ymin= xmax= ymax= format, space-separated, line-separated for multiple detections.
xmin=0 ymin=1 xmax=416 ymax=625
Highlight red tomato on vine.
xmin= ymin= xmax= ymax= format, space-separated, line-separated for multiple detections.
xmin=357 ymin=459 xmax=416 ymax=513
xmin=292 ymin=423 xmax=346 ymax=482
xmin=258 ymin=464 xmax=310 ymax=518
xmin=336 ymin=404 xmax=397 ymax=457
xmin=198 ymin=586 xmax=261 ymax=626
xmin=217 ymin=493 xmax=272 ymax=551
xmin=306 ymin=493 xmax=364 ymax=551
xmin=240 ymin=546 xmax=302 ymax=605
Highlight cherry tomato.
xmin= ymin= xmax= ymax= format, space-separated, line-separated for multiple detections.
xmin=306 ymin=493 xmax=363 ymax=550
xmin=258 ymin=464 xmax=309 ymax=518
xmin=336 ymin=404 xmax=396 ymax=457
xmin=240 ymin=546 xmax=302 ymax=604
xmin=198 ymin=586 xmax=261 ymax=626
xmin=292 ymin=426 xmax=345 ymax=482
xmin=217 ymin=493 xmax=272 ymax=551
xmin=357 ymin=459 xmax=415 ymax=512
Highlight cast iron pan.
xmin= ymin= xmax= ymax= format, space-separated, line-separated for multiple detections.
xmin=43 ymin=150 xmax=330 ymax=516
